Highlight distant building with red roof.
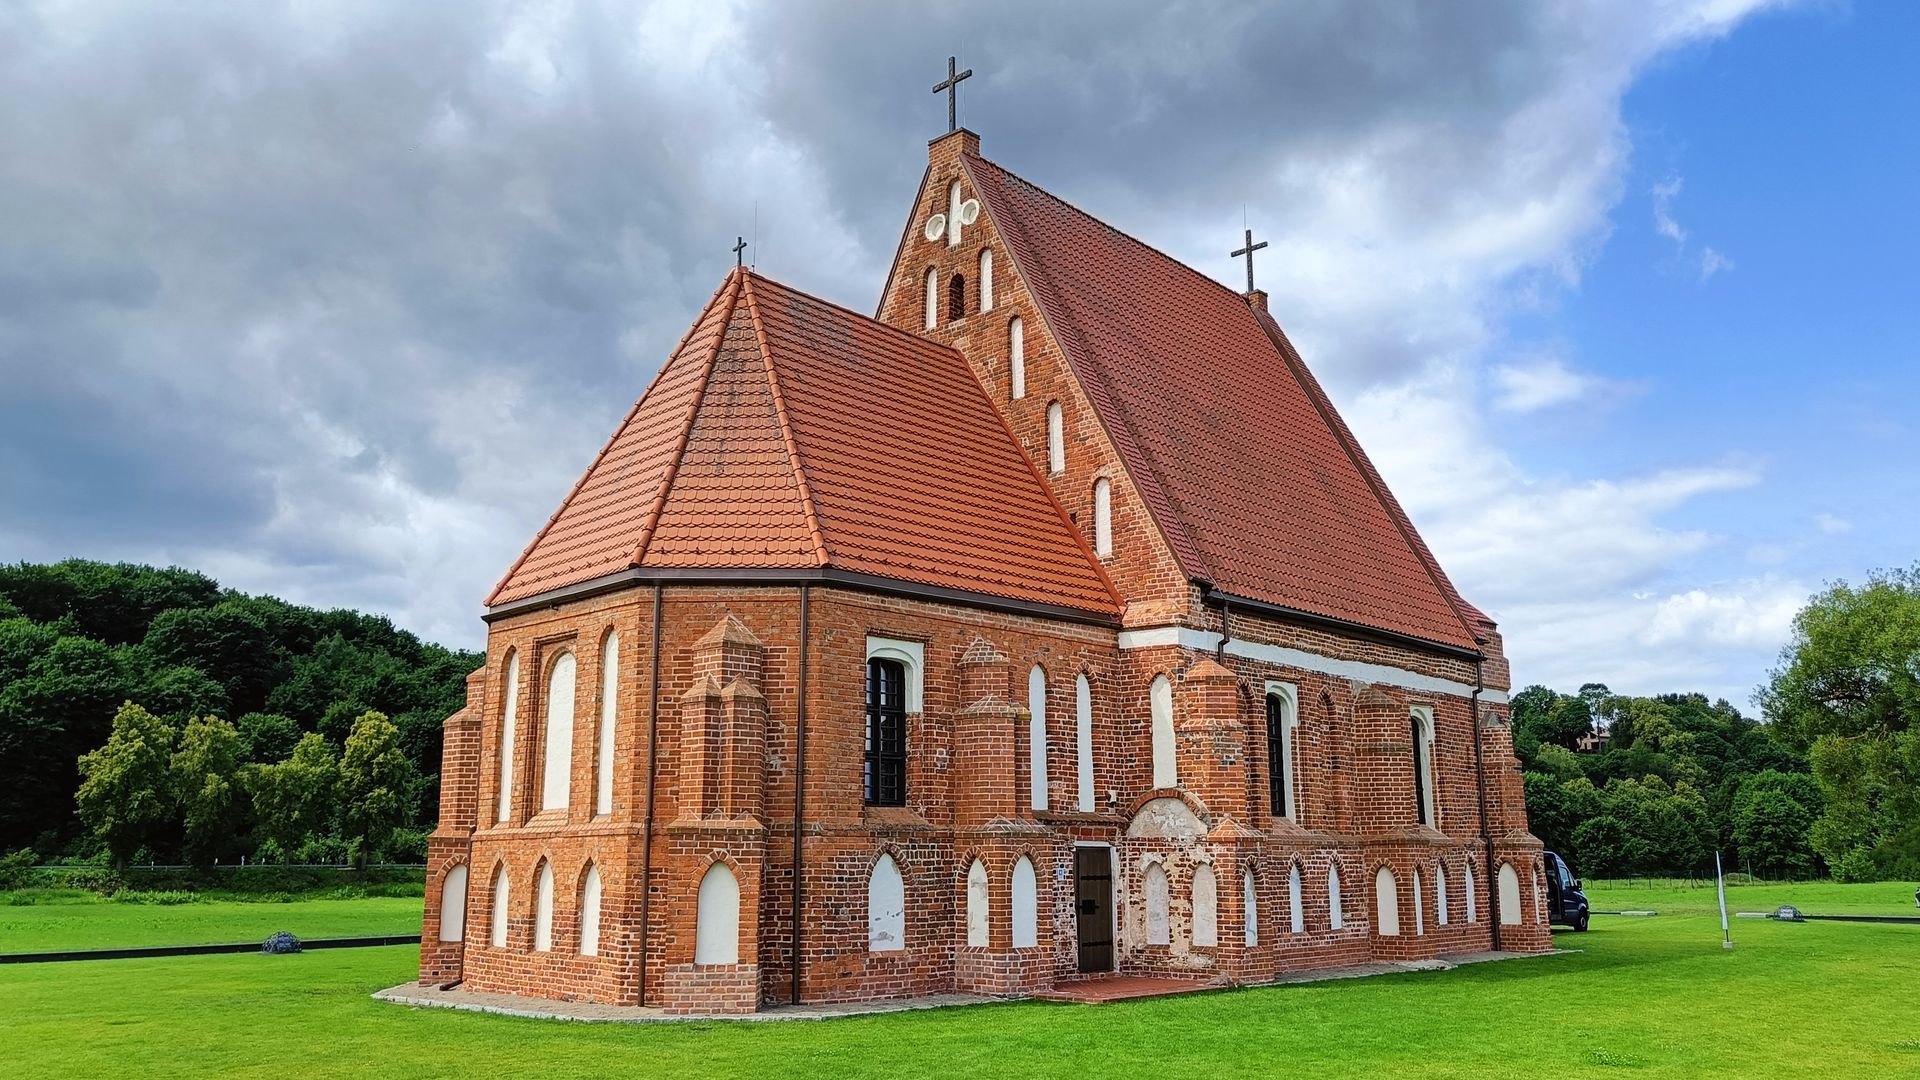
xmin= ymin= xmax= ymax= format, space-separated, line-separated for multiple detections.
xmin=419 ymin=119 xmax=1550 ymax=1015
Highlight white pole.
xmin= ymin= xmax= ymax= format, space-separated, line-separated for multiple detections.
xmin=1715 ymin=850 xmax=1733 ymax=951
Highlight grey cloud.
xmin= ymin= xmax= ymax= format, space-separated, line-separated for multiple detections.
xmin=0 ymin=0 xmax=1780 ymax=660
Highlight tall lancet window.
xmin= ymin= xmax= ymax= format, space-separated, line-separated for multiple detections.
xmin=1009 ymin=317 xmax=1026 ymax=400
xmin=978 ymin=248 xmax=993 ymax=312
xmin=595 ymin=631 xmax=618 ymax=816
xmin=1411 ymin=706 xmax=1435 ymax=827
xmin=1092 ymin=477 xmax=1113 ymax=558
xmin=1046 ymin=401 xmax=1064 ymax=474
xmin=947 ymin=273 xmax=965 ymax=324
xmin=1150 ymin=674 xmax=1176 ymax=789
xmin=1028 ymin=665 xmax=1049 ymax=811
xmin=947 ymin=180 xmax=963 ymax=247
xmin=540 ymin=652 xmax=575 ymax=812
xmin=924 ymin=268 xmax=938 ymax=330
xmin=496 ymin=650 xmax=519 ymax=823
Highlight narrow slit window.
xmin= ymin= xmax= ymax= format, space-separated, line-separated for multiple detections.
xmin=1009 ymin=317 xmax=1026 ymax=400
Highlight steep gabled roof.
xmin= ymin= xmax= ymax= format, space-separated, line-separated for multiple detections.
xmin=962 ymin=154 xmax=1481 ymax=650
xmin=489 ymin=269 xmax=1121 ymax=618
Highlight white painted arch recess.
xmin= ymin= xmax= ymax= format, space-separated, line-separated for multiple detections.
xmin=696 ymin=862 xmax=740 ymax=964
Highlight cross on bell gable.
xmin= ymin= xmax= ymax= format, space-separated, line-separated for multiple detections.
xmin=932 ymin=56 xmax=973 ymax=135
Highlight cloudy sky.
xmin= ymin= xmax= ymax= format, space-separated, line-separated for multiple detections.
xmin=2 ymin=1 xmax=1914 ymax=707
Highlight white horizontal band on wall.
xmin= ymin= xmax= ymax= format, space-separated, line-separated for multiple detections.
xmin=1115 ymin=625 xmax=1509 ymax=705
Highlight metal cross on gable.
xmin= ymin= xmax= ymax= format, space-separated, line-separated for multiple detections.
xmin=1231 ymin=228 xmax=1268 ymax=294
xmin=733 ymin=235 xmax=748 ymax=267
xmin=932 ymin=55 xmax=972 ymax=134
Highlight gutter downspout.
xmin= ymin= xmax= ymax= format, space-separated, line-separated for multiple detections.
xmin=1468 ymin=657 xmax=1500 ymax=950
xmin=790 ymin=585 xmax=811 ymax=1006
xmin=636 ymin=584 xmax=665 ymax=1003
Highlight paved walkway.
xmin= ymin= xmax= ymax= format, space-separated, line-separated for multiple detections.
xmin=374 ymin=948 xmax=1572 ymax=1024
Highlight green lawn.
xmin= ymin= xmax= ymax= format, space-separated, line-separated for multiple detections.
xmin=1588 ymin=878 xmax=1919 ymax=918
xmin=2 ymin=884 xmax=1917 ymax=1079
xmin=0 ymin=891 xmax=423 ymax=953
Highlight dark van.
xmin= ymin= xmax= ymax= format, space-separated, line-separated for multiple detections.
xmin=1543 ymin=850 xmax=1590 ymax=932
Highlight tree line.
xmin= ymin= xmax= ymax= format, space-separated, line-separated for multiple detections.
xmin=1517 ymin=564 xmax=1920 ymax=884
xmin=0 ymin=560 xmax=480 ymax=868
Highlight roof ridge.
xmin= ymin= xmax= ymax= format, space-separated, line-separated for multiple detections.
xmin=627 ymin=268 xmax=743 ymax=567
xmin=484 ymin=271 xmax=739 ymax=607
xmin=1250 ymin=304 xmax=1480 ymax=648
xmin=967 ymin=153 xmax=1258 ymax=314
xmin=740 ymin=273 xmax=831 ymax=567
xmin=963 ymin=154 xmax=1218 ymax=587
xmin=747 ymin=267 xmax=967 ymax=365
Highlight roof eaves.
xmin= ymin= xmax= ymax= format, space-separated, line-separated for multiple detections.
xmin=740 ymin=272 xmax=831 ymax=568
xmin=1249 ymin=303 xmax=1481 ymax=649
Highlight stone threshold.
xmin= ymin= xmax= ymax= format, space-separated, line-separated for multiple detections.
xmin=373 ymin=948 xmax=1574 ymax=1024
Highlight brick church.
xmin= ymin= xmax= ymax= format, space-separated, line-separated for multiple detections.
xmin=419 ymin=74 xmax=1552 ymax=1014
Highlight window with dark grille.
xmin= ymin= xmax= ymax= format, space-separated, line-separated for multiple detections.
xmin=947 ymin=273 xmax=965 ymax=324
xmin=865 ymin=658 xmax=907 ymax=806
xmin=1411 ymin=714 xmax=1431 ymax=826
xmin=1267 ymin=694 xmax=1290 ymax=817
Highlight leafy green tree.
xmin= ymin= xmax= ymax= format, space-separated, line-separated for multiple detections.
xmin=143 ymin=602 xmax=286 ymax=715
xmin=1761 ymin=566 xmax=1920 ymax=880
xmin=0 ymin=560 xmax=219 ymax=645
xmin=1734 ymin=788 xmax=1818 ymax=879
xmin=1571 ymin=814 xmax=1633 ymax=877
xmin=234 ymin=712 xmax=300 ymax=764
xmin=338 ymin=711 xmax=417 ymax=867
xmin=75 ymin=703 xmax=177 ymax=868
xmin=0 ymin=636 xmax=138 ymax=850
xmin=245 ymin=733 xmax=339 ymax=854
xmin=1532 ymin=744 xmax=1585 ymax=782
xmin=171 ymin=715 xmax=244 ymax=869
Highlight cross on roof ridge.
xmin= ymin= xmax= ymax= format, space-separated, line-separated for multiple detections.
xmin=1230 ymin=228 xmax=1268 ymax=294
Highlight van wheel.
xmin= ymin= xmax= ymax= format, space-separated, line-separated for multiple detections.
xmin=1574 ymin=911 xmax=1589 ymax=932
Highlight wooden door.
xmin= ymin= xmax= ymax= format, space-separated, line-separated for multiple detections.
xmin=1075 ymin=846 xmax=1114 ymax=972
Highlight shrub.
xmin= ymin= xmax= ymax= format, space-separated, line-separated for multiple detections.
xmin=0 ymin=848 xmax=37 ymax=890
xmin=109 ymin=888 xmax=199 ymax=905
xmin=1831 ymin=847 xmax=1881 ymax=884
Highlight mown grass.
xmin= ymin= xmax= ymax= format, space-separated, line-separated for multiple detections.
xmin=2 ymin=884 xmax=1916 ymax=1079
xmin=0 ymin=888 xmax=423 ymax=953
xmin=1587 ymin=878 xmax=1918 ymax=918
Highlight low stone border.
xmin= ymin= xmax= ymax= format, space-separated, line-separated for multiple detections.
xmin=374 ymin=948 xmax=1573 ymax=1024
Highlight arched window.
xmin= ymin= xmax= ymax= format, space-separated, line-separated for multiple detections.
xmin=1465 ymin=863 xmax=1478 ymax=923
xmin=947 ymin=273 xmax=965 ymax=324
xmin=1028 ymin=665 xmax=1048 ymax=811
xmin=1328 ymin=864 xmax=1345 ymax=930
xmin=1092 ymin=477 xmax=1113 ymax=558
xmin=540 ymin=652 xmax=575 ymax=812
xmin=1192 ymin=863 xmax=1218 ymax=947
xmin=947 ymin=179 xmax=963 ymax=247
xmin=696 ymin=862 xmax=740 ymax=964
xmin=978 ymin=249 xmax=994 ymax=312
xmin=1436 ymin=862 xmax=1450 ymax=926
xmin=1150 ymin=674 xmax=1176 ymax=789
xmin=1075 ymin=673 xmax=1094 ymax=811
xmin=595 ymin=631 xmax=618 ymax=816
xmin=965 ymin=859 xmax=989 ymax=947
xmin=1411 ymin=706 xmax=1435 ymax=827
xmin=865 ymin=658 xmax=907 ymax=807
xmin=1497 ymin=862 xmax=1522 ymax=926
xmin=1288 ymin=864 xmax=1305 ymax=933
xmin=1413 ymin=869 xmax=1426 ymax=936
xmin=1243 ymin=868 xmax=1259 ymax=946
xmin=1046 ymin=401 xmax=1064 ymax=473
xmin=1012 ymin=856 xmax=1039 ymax=948
xmin=579 ymin=863 xmax=603 ymax=956
xmin=923 ymin=268 xmax=938 ymax=330
xmin=437 ymin=864 xmax=468 ymax=942
xmin=1009 ymin=317 xmax=1026 ymax=399
xmin=489 ymin=865 xmax=510 ymax=948
xmin=533 ymin=860 xmax=555 ymax=951
xmin=496 ymin=650 xmax=519 ymax=823
xmin=1266 ymin=685 xmax=1296 ymax=818
xmin=1374 ymin=866 xmax=1400 ymax=936
xmin=1144 ymin=861 xmax=1170 ymax=945
xmin=868 ymin=853 xmax=906 ymax=952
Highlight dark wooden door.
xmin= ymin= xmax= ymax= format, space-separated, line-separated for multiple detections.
xmin=1075 ymin=846 xmax=1114 ymax=972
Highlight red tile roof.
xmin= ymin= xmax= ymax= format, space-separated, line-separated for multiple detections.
xmin=964 ymin=154 xmax=1482 ymax=650
xmin=489 ymin=269 xmax=1121 ymax=618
